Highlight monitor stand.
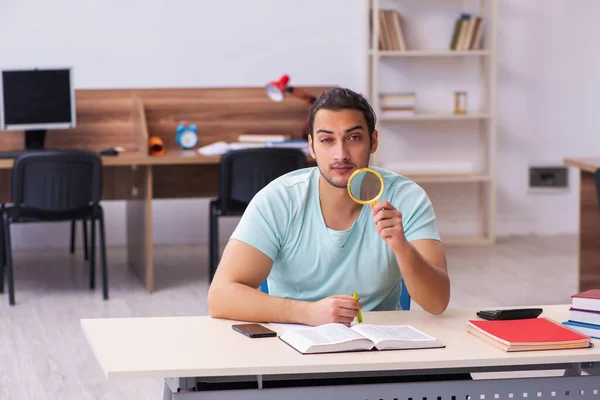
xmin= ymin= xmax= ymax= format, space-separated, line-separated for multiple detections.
xmin=25 ymin=129 xmax=47 ymax=150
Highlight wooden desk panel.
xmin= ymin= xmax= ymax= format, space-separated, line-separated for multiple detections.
xmin=564 ymin=158 xmax=600 ymax=174
xmin=126 ymin=165 xmax=153 ymax=292
xmin=152 ymin=164 xmax=219 ymax=199
xmin=564 ymin=158 xmax=600 ymax=292
xmin=578 ymin=170 xmax=600 ymax=291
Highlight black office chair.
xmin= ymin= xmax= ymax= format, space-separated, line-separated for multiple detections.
xmin=209 ymin=147 xmax=307 ymax=280
xmin=0 ymin=150 xmax=108 ymax=305
xmin=70 ymin=220 xmax=89 ymax=261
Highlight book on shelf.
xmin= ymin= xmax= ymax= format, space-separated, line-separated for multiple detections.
xmin=450 ymin=13 xmax=485 ymax=51
xmin=377 ymin=9 xmax=407 ymax=51
xmin=380 ymin=92 xmax=415 ymax=116
xmin=380 ymin=108 xmax=416 ymax=117
xmin=279 ymin=323 xmax=443 ymax=355
xmin=466 ymin=317 xmax=592 ymax=352
xmin=380 ymin=92 xmax=416 ymax=105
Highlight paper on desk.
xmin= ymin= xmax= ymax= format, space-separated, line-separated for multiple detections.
xmin=198 ymin=141 xmax=265 ymax=156
xmin=198 ymin=141 xmax=230 ymax=156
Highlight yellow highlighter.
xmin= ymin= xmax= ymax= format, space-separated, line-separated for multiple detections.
xmin=353 ymin=291 xmax=363 ymax=324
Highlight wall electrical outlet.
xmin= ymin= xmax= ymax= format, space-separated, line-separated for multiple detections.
xmin=529 ymin=166 xmax=568 ymax=189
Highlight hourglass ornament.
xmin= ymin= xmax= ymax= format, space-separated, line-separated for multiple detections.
xmin=454 ymin=91 xmax=468 ymax=114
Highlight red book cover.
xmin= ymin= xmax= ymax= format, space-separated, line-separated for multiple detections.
xmin=572 ymin=289 xmax=600 ymax=299
xmin=467 ymin=318 xmax=589 ymax=345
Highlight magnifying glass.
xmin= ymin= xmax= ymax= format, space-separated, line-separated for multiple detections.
xmin=347 ymin=167 xmax=384 ymax=206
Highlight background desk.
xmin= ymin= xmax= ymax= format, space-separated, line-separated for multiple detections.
xmin=81 ymin=304 xmax=600 ymax=400
xmin=0 ymin=86 xmax=326 ymax=292
xmin=564 ymin=158 xmax=600 ymax=291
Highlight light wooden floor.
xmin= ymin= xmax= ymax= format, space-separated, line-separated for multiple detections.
xmin=0 ymin=235 xmax=579 ymax=399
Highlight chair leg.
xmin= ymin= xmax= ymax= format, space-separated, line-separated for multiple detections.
xmin=98 ymin=210 xmax=109 ymax=300
xmin=89 ymin=218 xmax=96 ymax=290
xmin=83 ymin=219 xmax=89 ymax=261
xmin=4 ymin=215 xmax=14 ymax=306
xmin=69 ymin=220 xmax=76 ymax=254
xmin=209 ymin=202 xmax=219 ymax=282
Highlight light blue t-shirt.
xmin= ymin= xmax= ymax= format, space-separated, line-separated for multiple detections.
xmin=230 ymin=166 xmax=441 ymax=311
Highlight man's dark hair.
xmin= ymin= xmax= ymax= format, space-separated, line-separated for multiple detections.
xmin=308 ymin=88 xmax=377 ymax=140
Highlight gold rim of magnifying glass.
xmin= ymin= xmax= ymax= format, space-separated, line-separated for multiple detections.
xmin=347 ymin=167 xmax=385 ymax=205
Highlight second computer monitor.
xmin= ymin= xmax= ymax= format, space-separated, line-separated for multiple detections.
xmin=0 ymin=67 xmax=76 ymax=150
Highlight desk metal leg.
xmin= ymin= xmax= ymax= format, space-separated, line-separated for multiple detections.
xmin=164 ymin=377 xmax=197 ymax=398
xmin=170 ymin=375 xmax=600 ymax=400
xmin=163 ymin=381 xmax=173 ymax=400
xmin=564 ymin=363 xmax=583 ymax=377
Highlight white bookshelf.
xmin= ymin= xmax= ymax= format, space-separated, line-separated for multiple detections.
xmin=379 ymin=112 xmax=491 ymax=121
xmin=366 ymin=0 xmax=498 ymax=245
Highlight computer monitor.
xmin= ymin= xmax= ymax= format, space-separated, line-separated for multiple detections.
xmin=0 ymin=67 xmax=76 ymax=150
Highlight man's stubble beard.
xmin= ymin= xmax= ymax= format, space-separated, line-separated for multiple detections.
xmin=315 ymin=157 xmax=371 ymax=189
xmin=311 ymin=140 xmax=373 ymax=190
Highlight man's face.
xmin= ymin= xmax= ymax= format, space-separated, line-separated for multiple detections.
xmin=308 ymin=109 xmax=378 ymax=189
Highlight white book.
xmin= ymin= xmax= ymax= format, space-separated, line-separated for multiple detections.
xmin=279 ymin=323 xmax=443 ymax=354
xmin=569 ymin=309 xmax=600 ymax=326
xmin=238 ymin=134 xmax=290 ymax=143
xmin=381 ymin=110 xmax=416 ymax=117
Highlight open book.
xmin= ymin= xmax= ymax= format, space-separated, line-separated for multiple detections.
xmin=279 ymin=323 xmax=443 ymax=354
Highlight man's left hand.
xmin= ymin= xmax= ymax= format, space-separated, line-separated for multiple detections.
xmin=372 ymin=200 xmax=408 ymax=254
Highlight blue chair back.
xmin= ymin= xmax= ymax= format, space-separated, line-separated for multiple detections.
xmin=259 ymin=280 xmax=269 ymax=294
xmin=399 ymin=279 xmax=411 ymax=310
xmin=258 ymin=279 xmax=412 ymax=310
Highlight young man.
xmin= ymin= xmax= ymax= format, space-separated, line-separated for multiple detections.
xmin=208 ymin=88 xmax=450 ymax=326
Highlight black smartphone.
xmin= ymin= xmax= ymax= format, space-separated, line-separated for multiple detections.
xmin=232 ymin=323 xmax=277 ymax=338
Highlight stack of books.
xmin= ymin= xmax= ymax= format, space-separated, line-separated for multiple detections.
xmin=466 ymin=317 xmax=592 ymax=352
xmin=563 ymin=289 xmax=600 ymax=339
xmin=379 ymin=93 xmax=416 ymax=117
xmin=450 ymin=13 xmax=485 ymax=51
xmin=376 ymin=10 xmax=407 ymax=51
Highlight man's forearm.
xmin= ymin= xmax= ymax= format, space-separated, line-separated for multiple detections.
xmin=208 ymin=282 xmax=311 ymax=324
xmin=394 ymin=243 xmax=450 ymax=314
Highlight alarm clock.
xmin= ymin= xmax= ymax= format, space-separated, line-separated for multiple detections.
xmin=176 ymin=122 xmax=199 ymax=150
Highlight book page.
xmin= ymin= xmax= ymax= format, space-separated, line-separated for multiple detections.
xmin=297 ymin=323 xmax=367 ymax=345
xmin=352 ymin=324 xmax=435 ymax=346
xmin=280 ymin=323 xmax=375 ymax=354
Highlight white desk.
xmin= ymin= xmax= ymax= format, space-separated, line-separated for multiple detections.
xmin=81 ymin=305 xmax=600 ymax=400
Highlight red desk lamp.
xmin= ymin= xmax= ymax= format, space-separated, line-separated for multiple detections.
xmin=266 ymin=74 xmax=317 ymax=139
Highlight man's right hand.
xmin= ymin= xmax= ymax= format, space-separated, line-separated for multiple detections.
xmin=304 ymin=294 xmax=363 ymax=326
